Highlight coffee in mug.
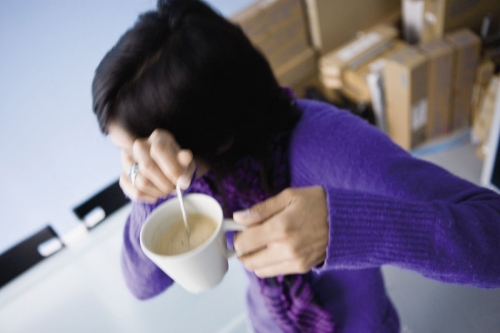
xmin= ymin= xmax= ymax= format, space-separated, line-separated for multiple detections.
xmin=140 ymin=193 xmax=245 ymax=293
xmin=153 ymin=214 xmax=217 ymax=256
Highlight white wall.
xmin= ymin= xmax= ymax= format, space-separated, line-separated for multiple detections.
xmin=0 ymin=0 xmax=253 ymax=254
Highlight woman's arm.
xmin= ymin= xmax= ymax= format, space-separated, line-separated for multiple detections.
xmin=121 ymin=201 xmax=174 ymax=300
xmin=319 ymin=186 xmax=500 ymax=287
xmin=234 ymin=100 xmax=500 ymax=287
xmin=291 ymin=100 xmax=500 ymax=287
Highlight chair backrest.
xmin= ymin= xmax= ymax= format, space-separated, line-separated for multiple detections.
xmin=0 ymin=226 xmax=61 ymax=289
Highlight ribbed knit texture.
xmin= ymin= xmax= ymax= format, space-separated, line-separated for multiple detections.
xmin=324 ymin=189 xmax=434 ymax=270
xmin=121 ymin=99 xmax=500 ymax=333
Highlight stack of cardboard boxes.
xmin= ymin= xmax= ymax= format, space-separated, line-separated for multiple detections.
xmin=319 ymin=29 xmax=480 ymax=150
xmin=230 ymin=0 xmax=498 ymax=152
xmin=231 ymin=0 xmax=316 ymax=96
xmin=316 ymin=1 xmax=491 ymax=151
xmin=318 ymin=25 xmax=399 ymax=93
xmin=403 ymin=0 xmax=500 ymax=44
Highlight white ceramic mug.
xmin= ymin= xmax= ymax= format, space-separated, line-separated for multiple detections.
xmin=140 ymin=193 xmax=245 ymax=293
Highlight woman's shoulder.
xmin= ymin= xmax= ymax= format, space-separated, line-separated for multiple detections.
xmin=288 ymin=99 xmax=407 ymax=178
xmin=291 ymin=99 xmax=390 ymax=149
xmin=293 ymin=99 xmax=373 ymax=136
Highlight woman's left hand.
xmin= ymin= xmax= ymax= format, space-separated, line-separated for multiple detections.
xmin=233 ymin=186 xmax=329 ymax=278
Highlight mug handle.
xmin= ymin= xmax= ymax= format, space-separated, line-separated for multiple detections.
xmin=222 ymin=219 xmax=246 ymax=258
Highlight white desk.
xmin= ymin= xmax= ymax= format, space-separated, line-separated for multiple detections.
xmin=0 ymin=206 xmax=249 ymax=333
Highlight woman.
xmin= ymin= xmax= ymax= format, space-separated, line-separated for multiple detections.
xmin=92 ymin=0 xmax=500 ymax=332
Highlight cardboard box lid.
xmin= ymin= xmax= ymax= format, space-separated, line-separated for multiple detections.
xmin=345 ymin=40 xmax=409 ymax=78
xmin=386 ymin=45 xmax=428 ymax=70
xmin=420 ymin=38 xmax=454 ymax=59
xmin=320 ymin=25 xmax=398 ymax=71
xmin=445 ymin=28 xmax=480 ymax=49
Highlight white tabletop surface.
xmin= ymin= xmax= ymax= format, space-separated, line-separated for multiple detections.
xmin=0 ymin=205 xmax=250 ymax=333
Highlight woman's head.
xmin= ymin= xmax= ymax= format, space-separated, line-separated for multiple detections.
xmin=92 ymin=0 xmax=299 ymax=166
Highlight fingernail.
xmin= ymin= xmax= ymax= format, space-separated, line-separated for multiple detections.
xmin=233 ymin=209 xmax=251 ymax=220
xmin=178 ymin=174 xmax=191 ymax=189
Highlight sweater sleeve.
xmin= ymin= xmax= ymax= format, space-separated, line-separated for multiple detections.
xmin=290 ymin=100 xmax=500 ymax=288
xmin=121 ymin=200 xmax=174 ymax=300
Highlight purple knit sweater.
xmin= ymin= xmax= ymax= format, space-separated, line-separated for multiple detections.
xmin=121 ymin=99 xmax=500 ymax=333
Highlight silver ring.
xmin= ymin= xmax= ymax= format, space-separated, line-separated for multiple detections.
xmin=128 ymin=163 xmax=139 ymax=187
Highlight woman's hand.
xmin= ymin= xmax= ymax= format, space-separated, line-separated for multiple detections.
xmin=233 ymin=187 xmax=329 ymax=278
xmin=119 ymin=129 xmax=195 ymax=203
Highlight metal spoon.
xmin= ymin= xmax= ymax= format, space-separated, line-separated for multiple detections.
xmin=176 ymin=179 xmax=190 ymax=245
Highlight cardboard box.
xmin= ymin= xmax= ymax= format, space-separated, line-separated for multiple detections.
xmin=254 ymin=12 xmax=309 ymax=70
xmin=472 ymin=75 xmax=500 ymax=159
xmin=446 ymin=28 xmax=481 ymax=130
xmin=475 ymin=58 xmax=496 ymax=86
xmin=384 ymin=46 xmax=429 ymax=150
xmin=267 ymin=37 xmax=310 ymax=71
xmin=319 ymin=25 xmax=398 ymax=90
xmin=276 ymin=48 xmax=317 ymax=89
xmin=304 ymin=0 xmax=400 ymax=54
xmin=231 ymin=0 xmax=304 ymax=41
xmin=318 ymin=72 xmax=343 ymax=90
xmin=472 ymin=58 xmax=496 ymax=122
xmin=232 ymin=0 xmax=310 ymax=74
xmin=420 ymin=38 xmax=454 ymax=138
xmin=404 ymin=0 xmax=500 ymax=44
xmin=342 ymin=41 xmax=408 ymax=104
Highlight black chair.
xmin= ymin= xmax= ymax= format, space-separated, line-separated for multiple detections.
xmin=73 ymin=179 xmax=130 ymax=229
xmin=0 ymin=226 xmax=62 ymax=289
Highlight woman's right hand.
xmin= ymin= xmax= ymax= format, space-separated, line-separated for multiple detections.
xmin=119 ymin=129 xmax=195 ymax=203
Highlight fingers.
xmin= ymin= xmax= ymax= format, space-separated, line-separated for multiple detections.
xmin=177 ymin=149 xmax=195 ymax=189
xmin=148 ymin=130 xmax=187 ymax=186
xmin=133 ymin=139 xmax=175 ymax=194
xmin=120 ymin=151 xmax=163 ymax=202
xmin=238 ymin=242 xmax=319 ymax=278
xmin=254 ymin=259 xmax=310 ymax=278
xmin=118 ymin=129 xmax=196 ymax=202
xmin=233 ymin=188 xmax=294 ymax=226
xmin=119 ymin=172 xmax=158 ymax=203
xmin=234 ymin=187 xmax=330 ymax=277
xmin=234 ymin=208 xmax=298 ymax=254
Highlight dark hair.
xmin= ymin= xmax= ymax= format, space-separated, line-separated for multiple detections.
xmin=92 ymin=0 xmax=299 ymax=173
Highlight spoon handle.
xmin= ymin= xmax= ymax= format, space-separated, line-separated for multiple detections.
xmin=176 ymin=181 xmax=190 ymax=241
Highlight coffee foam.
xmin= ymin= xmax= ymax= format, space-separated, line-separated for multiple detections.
xmin=153 ymin=213 xmax=217 ymax=256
